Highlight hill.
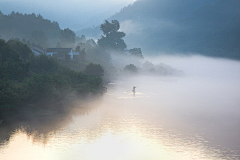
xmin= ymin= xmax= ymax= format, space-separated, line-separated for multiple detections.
xmin=107 ymin=0 xmax=240 ymax=59
xmin=77 ymin=0 xmax=240 ymax=59
xmin=0 ymin=11 xmax=61 ymax=47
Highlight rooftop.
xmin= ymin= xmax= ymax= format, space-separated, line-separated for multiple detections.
xmin=46 ymin=48 xmax=72 ymax=53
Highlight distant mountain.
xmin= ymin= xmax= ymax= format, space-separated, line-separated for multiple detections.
xmin=106 ymin=0 xmax=240 ymax=59
xmin=77 ymin=0 xmax=240 ymax=59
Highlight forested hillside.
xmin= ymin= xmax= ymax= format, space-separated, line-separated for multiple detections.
xmin=0 ymin=11 xmax=61 ymax=47
xmin=107 ymin=0 xmax=240 ymax=59
xmin=77 ymin=0 xmax=240 ymax=59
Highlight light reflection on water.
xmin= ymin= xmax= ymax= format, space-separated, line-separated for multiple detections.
xmin=0 ymin=56 xmax=240 ymax=160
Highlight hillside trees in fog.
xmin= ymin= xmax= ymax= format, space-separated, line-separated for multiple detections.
xmin=0 ymin=39 xmax=30 ymax=81
xmin=124 ymin=64 xmax=138 ymax=73
xmin=129 ymin=48 xmax=144 ymax=59
xmin=30 ymin=30 xmax=49 ymax=48
xmin=60 ymin=28 xmax=76 ymax=48
xmin=84 ymin=63 xmax=104 ymax=77
xmin=98 ymin=20 xmax=127 ymax=51
xmin=0 ymin=39 xmax=105 ymax=121
xmin=0 ymin=11 xmax=61 ymax=46
xmin=76 ymin=0 xmax=239 ymax=59
xmin=7 ymin=39 xmax=33 ymax=61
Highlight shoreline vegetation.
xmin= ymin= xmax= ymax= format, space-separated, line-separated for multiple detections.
xmin=0 ymin=18 xmax=142 ymax=123
xmin=0 ymin=39 xmax=106 ymax=123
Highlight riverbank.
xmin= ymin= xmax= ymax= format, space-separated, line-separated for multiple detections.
xmin=0 ymin=39 xmax=106 ymax=123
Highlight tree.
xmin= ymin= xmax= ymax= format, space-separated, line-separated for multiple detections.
xmin=79 ymin=35 xmax=86 ymax=43
xmin=124 ymin=64 xmax=138 ymax=73
xmin=79 ymin=48 xmax=86 ymax=61
xmin=98 ymin=20 xmax=127 ymax=51
xmin=0 ymin=39 xmax=29 ymax=81
xmin=129 ymin=48 xmax=144 ymax=59
xmin=60 ymin=28 xmax=76 ymax=47
xmin=84 ymin=63 xmax=104 ymax=77
xmin=75 ymin=46 xmax=81 ymax=52
xmin=7 ymin=39 xmax=33 ymax=61
xmin=75 ymin=46 xmax=86 ymax=61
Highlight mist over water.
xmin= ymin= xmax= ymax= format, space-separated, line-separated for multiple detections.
xmin=0 ymin=55 xmax=240 ymax=159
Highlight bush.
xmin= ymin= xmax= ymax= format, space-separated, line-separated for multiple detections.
xmin=124 ymin=64 xmax=138 ymax=73
xmin=84 ymin=63 xmax=104 ymax=77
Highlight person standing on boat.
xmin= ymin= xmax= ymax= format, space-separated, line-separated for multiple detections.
xmin=132 ymin=86 xmax=137 ymax=96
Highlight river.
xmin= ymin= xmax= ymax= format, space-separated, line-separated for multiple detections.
xmin=0 ymin=56 xmax=240 ymax=160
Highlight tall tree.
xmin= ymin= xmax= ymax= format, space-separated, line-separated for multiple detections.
xmin=98 ymin=20 xmax=127 ymax=51
xmin=129 ymin=48 xmax=144 ymax=59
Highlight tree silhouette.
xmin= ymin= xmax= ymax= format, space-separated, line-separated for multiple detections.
xmin=98 ymin=20 xmax=127 ymax=51
xmin=84 ymin=63 xmax=104 ymax=77
xmin=129 ymin=48 xmax=144 ymax=59
xmin=124 ymin=64 xmax=138 ymax=73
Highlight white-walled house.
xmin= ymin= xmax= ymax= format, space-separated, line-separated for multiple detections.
xmin=46 ymin=48 xmax=72 ymax=56
xmin=46 ymin=48 xmax=79 ymax=60
xmin=31 ymin=46 xmax=44 ymax=55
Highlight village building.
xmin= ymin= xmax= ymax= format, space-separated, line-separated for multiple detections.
xmin=31 ymin=46 xmax=44 ymax=55
xmin=46 ymin=48 xmax=79 ymax=60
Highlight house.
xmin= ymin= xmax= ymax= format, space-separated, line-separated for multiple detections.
xmin=71 ymin=52 xmax=80 ymax=59
xmin=46 ymin=48 xmax=79 ymax=60
xmin=31 ymin=46 xmax=44 ymax=55
xmin=46 ymin=48 xmax=72 ymax=56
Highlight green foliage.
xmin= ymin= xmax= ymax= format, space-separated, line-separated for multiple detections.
xmin=124 ymin=64 xmax=138 ymax=73
xmin=75 ymin=46 xmax=81 ymax=52
xmin=29 ymin=54 xmax=59 ymax=74
xmin=25 ymin=74 xmax=70 ymax=108
xmin=98 ymin=20 xmax=127 ymax=51
xmin=84 ymin=63 xmax=104 ymax=77
xmin=0 ymin=39 xmax=29 ymax=81
xmin=7 ymin=39 xmax=33 ymax=61
xmin=0 ymin=39 xmax=105 ymax=116
xmin=100 ymin=20 xmax=120 ymax=35
xmin=0 ymin=80 xmax=26 ymax=111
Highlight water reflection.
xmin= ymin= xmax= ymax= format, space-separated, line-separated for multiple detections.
xmin=0 ymin=56 xmax=240 ymax=160
xmin=0 ymin=101 xmax=100 ymax=147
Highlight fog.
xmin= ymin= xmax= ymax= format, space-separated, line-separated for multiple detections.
xmin=105 ymin=55 xmax=240 ymax=157
xmin=0 ymin=55 xmax=239 ymax=159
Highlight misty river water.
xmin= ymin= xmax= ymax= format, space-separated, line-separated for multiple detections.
xmin=0 ymin=56 xmax=240 ymax=160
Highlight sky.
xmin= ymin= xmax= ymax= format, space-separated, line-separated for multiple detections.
xmin=0 ymin=0 xmax=136 ymax=30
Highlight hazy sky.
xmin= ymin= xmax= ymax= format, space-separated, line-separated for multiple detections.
xmin=0 ymin=0 xmax=136 ymax=30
